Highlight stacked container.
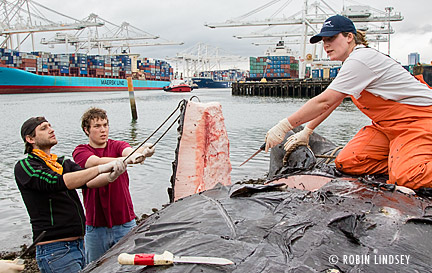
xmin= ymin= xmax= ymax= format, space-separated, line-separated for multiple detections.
xmin=119 ymin=55 xmax=131 ymax=78
xmin=311 ymin=66 xmax=341 ymax=79
xmin=21 ymin=54 xmax=37 ymax=72
xmin=0 ymin=49 xmax=21 ymax=66
xmin=137 ymin=58 xmax=172 ymax=81
xmin=196 ymin=69 xmax=247 ymax=82
xmin=111 ymin=56 xmax=121 ymax=78
xmin=68 ymin=53 xmax=87 ymax=76
xmin=0 ymin=49 xmax=173 ymax=81
xmin=34 ymin=52 xmax=50 ymax=73
xmin=249 ymin=55 xmax=299 ymax=79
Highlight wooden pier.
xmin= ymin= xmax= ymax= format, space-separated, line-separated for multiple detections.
xmin=232 ymin=79 xmax=332 ymax=98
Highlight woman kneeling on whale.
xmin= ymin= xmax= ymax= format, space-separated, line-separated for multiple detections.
xmin=265 ymin=15 xmax=432 ymax=190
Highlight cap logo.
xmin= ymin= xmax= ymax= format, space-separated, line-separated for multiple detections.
xmin=310 ymin=15 xmax=356 ymax=44
xmin=323 ymin=21 xmax=334 ymax=28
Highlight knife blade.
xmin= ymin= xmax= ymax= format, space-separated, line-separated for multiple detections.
xmin=118 ymin=251 xmax=233 ymax=266
xmin=173 ymin=255 xmax=233 ymax=265
xmin=14 ymin=230 xmax=46 ymax=265
xmin=239 ymin=142 xmax=266 ymax=167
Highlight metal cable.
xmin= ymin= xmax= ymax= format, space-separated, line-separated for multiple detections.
xmin=123 ymin=99 xmax=187 ymax=162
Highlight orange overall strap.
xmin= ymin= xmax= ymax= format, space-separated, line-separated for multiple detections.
xmin=414 ymin=74 xmax=432 ymax=89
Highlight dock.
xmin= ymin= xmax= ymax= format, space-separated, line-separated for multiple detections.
xmin=232 ymin=79 xmax=332 ymax=98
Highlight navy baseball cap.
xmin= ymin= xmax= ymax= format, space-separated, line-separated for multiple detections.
xmin=310 ymin=15 xmax=357 ymax=44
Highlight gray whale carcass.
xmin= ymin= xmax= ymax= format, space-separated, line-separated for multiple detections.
xmin=82 ymin=101 xmax=432 ymax=273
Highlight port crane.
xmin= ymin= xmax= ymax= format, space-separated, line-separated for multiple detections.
xmin=168 ymin=42 xmax=248 ymax=81
xmin=0 ymin=0 xmax=182 ymax=56
xmin=205 ymin=0 xmax=403 ymax=78
xmin=40 ymin=13 xmax=184 ymax=55
xmin=234 ymin=24 xmax=394 ymax=39
xmin=0 ymin=0 xmax=104 ymax=51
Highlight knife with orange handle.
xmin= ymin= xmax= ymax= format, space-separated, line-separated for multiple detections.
xmin=118 ymin=250 xmax=233 ymax=266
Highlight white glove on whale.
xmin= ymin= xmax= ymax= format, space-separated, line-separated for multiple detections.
xmin=284 ymin=126 xmax=314 ymax=152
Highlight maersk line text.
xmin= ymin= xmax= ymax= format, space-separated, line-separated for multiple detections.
xmin=342 ymin=255 xmax=410 ymax=265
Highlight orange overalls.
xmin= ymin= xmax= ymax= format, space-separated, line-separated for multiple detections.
xmin=335 ymin=90 xmax=432 ymax=189
xmin=414 ymin=74 xmax=432 ymax=89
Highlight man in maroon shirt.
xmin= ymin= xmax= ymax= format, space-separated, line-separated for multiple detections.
xmin=72 ymin=107 xmax=155 ymax=263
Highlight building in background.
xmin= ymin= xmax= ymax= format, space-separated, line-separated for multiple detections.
xmin=408 ymin=52 xmax=420 ymax=65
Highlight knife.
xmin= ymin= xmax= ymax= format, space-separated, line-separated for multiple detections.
xmin=239 ymin=142 xmax=266 ymax=167
xmin=14 ymin=230 xmax=46 ymax=265
xmin=118 ymin=251 xmax=234 ymax=266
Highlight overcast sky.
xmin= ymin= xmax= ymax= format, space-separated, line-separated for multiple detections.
xmin=14 ymin=0 xmax=432 ymax=67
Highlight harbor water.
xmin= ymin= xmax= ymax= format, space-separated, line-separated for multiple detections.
xmin=0 ymin=88 xmax=369 ymax=251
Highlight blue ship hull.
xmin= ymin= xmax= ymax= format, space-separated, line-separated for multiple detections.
xmin=0 ymin=66 xmax=170 ymax=94
xmin=192 ymin=77 xmax=232 ymax=89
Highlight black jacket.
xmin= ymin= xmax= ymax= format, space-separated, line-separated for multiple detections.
xmin=14 ymin=153 xmax=86 ymax=243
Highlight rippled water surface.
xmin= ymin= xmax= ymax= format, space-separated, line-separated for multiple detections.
xmin=0 ymin=88 xmax=369 ymax=251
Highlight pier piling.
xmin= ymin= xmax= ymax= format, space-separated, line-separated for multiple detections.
xmin=232 ymin=79 xmax=332 ymax=98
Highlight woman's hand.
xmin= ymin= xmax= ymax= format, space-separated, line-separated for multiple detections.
xmin=284 ymin=126 xmax=314 ymax=152
xmin=265 ymin=118 xmax=293 ymax=152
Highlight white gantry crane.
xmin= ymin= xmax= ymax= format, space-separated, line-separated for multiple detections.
xmin=205 ymin=0 xmax=403 ymax=78
xmin=168 ymin=42 xmax=248 ymax=81
xmin=0 ymin=0 xmax=104 ymax=51
xmin=40 ymin=13 xmax=184 ymax=55
xmin=0 ymin=0 xmax=183 ymax=55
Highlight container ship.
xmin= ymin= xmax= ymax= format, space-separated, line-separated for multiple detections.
xmin=0 ymin=49 xmax=173 ymax=94
xmin=192 ymin=69 xmax=248 ymax=89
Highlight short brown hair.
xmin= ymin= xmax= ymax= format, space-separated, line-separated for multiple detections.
xmin=81 ymin=107 xmax=108 ymax=136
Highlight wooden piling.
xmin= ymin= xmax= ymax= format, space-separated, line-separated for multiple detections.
xmin=127 ymin=77 xmax=138 ymax=120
